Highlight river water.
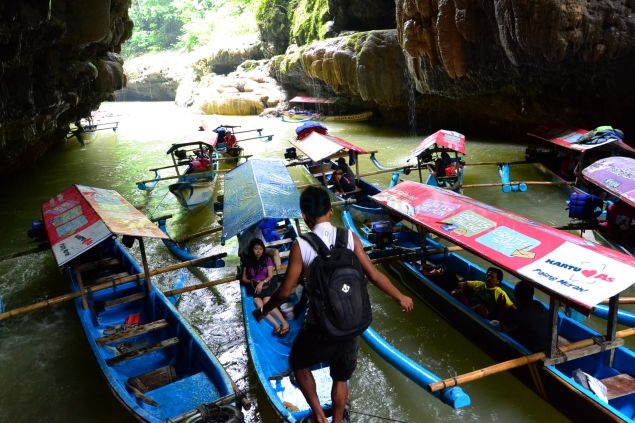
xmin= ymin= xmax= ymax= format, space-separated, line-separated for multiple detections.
xmin=1 ymin=102 xmax=632 ymax=422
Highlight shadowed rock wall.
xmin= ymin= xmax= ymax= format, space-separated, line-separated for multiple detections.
xmin=0 ymin=0 xmax=132 ymax=176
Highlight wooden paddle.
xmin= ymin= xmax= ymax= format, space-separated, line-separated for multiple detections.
xmin=428 ymin=326 xmax=635 ymax=392
xmin=0 ymin=253 xmax=228 ymax=322
xmin=462 ymin=180 xmax=574 ymax=189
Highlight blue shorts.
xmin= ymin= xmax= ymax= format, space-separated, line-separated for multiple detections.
xmin=289 ymin=325 xmax=359 ymax=381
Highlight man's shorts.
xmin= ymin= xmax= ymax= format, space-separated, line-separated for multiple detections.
xmin=289 ymin=325 xmax=359 ymax=381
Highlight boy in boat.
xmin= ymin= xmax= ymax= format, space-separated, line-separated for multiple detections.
xmin=253 ymin=186 xmax=413 ymax=423
xmin=505 ymin=280 xmax=550 ymax=352
xmin=451 ymin=267 xmax=516 ymax=322
xmin=330 ymin=169 xmax=356 ymax=195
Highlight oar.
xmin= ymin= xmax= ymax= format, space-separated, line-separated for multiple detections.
xmin=135 ymin=169 xmax=215 ymax=185
xmin=428 ymin=326 xmax=635 ymax=392
xmin=0 ymin=253 xmax=228 ymax=322
xmin=601 ymin=297 xmax=635 ymax=305
xmin=0 ymin=243 xmax=50 ymax=262
xmin=231 ymin=128 xmax=262 ymax=135
xmin=215 ymin=155 xmax=252 ymax=161
xmin=237 ymin=135 xmax=274 ymax=142
xmin=462 ymin=180 xmax=574 ymax=189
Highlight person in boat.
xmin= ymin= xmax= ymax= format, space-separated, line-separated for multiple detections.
xmin=451 ymin=267 xmax=516 ymax=322
xmin=505 ymin=280 xmax=550 ymax=352
xmin=330 ymin=169 xmax=357 ymax=195
xmin=598 ymin=199 xmax=635 ymax=243
xmin=253 ymin=186 xmax=414 ymax=423
xmin=420 ymin=263 xmax=460 ymax=293
xmin=224 ymin=131 xmax=237 ymax=149
xmin=336 ymin=157 xmax=355 ymax=179
xmin=241 ymin=238 xmax=289 ymax=336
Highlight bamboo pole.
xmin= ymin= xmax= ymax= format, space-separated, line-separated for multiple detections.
xmin=601 ymin=297 xmax=635 ymax=305
xmin=0 ymin=253 xmax=228 ymax=321
xmin=0 ymin=244 xmax=49 ymax=262
xmin=135 ymin=169 xmax=215 ymax=185
xmin=465 ymin=160 xmax=533 ymax=166
xmin=462 ymin=180 xmax=574 ymax=188
xmin=428 ymin=327 xmax=635 ymax=392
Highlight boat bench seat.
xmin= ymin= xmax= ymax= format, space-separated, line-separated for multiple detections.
xmin=601 ymin=373 xmax=635 ymax=400
xmin=279 ymin=250 xmax=291 ymax=260
xmin=106 ymin=336 xmax=179 ymax=366
xmin=96 ymin=319 xmax=169 ymax=345
xmin=91 ymin=271 xmax=131 ymax=285
xmin=266 ymin=238 xmax=293 ymax=248
xmin=104 ymin=291 xmax=146 ymax=310
xmin=75 ymin=257 xmax=121 ymax=273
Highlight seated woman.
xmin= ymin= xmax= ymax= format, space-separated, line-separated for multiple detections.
xmin=241 ymin=238 xmax=289 ymax=336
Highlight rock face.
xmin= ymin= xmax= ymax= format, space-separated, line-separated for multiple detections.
xmin=0 ymin=0 xmax=132 ymax=177
xmin=270 ymin=0 xmax=634 ymax=137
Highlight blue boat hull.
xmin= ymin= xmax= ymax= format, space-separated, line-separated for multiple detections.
xmin=377 ymin=234 xmax=635 ymax=422
xmin=67 ymin=238 xmax=242 ymax=422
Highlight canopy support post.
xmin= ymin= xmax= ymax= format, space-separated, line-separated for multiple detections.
xmin=606 ymin=294 xmax=619 ymax=366
xmin=137 ymin=237 xmax=152 ymax=294
xmin=547 ymin=297 xmax=560 ymax=359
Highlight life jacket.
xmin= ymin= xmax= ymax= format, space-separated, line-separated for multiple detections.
xmin=568 ymin=193 xmax=603 ymax=220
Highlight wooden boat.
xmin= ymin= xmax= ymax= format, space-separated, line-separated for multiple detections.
xmin=282 ymin=96 xmax=372 ymax=123
xmin=66 ymin=112 xmax=119 ymax=146
xmin=221 ymin=159 xmax=470 ymax=420
xmin=372 ymin=129 xmax=467 ymax=193
xmin=136 ymin=141 xmax=218 ymax=209
xmin=527 ymin=124 xmax=635 ymax=184
xmin=40 ymin=184 xmax=244 ymax=423
xmin=366 ymin=181 xmax=635 ymax=422
xmin=284 ymin=123 xmax=400 ymax=224
xmin=580 ymin=156 xmax=635 ymax=255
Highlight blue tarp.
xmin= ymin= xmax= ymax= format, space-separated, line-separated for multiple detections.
xmin=221 ymin=159 xmax=302 ymax=243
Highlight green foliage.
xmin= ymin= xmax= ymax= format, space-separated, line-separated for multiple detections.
xmin=123 ymin=0 xmax=261 ymax=58
xmin=256 ymin=0 xmax=291 ymax=56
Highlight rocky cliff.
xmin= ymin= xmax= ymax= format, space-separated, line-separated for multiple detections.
xmin=0 ymin=0 xmax=131 ymax=176
xmin=1 ymin=0 xmax=633 ymax=177
xmin=269 ymin=0 xmax=634 ymax=137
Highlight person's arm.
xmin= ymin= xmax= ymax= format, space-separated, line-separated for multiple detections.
xmin=353 ymin=234 xmax=414 ymax=312
xmin=254 ymin=241 xmax=302 ymax=319
xmin=254 ymin=264 xmax=275 ymax=294
xmin=240 ymin=267 xmax=250 ymax=285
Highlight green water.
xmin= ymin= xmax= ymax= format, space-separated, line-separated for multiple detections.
xmin=2 ymin=102 xmax=630 ymax=422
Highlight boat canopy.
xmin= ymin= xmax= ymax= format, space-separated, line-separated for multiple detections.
xmin=370 ymin=181 xmax=635 ymax=312
xmin=289 ymin=96 xmax=336 ymax=104
xmin=407 ymin=129 xmax=466 ymax=160
xmin=582 ymin=156 xmax=635 ymax=208
xmin=289 ymin=131 xmax=368 ymax=162
xmin=528 ymin=124 xmax=635 ymax=154
xmin=165 ymin=141 xmax=215 ymax=156
xmin=221 ymin=159 xmax=302 ymax=243
xmin=178 ymin=130 xmax=219 ymax=146
xmin=42 ymin=185 xmax=168 ymax=267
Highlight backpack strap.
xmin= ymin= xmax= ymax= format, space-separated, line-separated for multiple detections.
xmin=301 ymin=232 xmax=331 ymax=257
xmin=335 ymin=227 xmax=349 ymax=249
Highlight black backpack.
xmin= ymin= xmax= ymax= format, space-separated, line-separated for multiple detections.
xmin=301 ymin=227 xmax=372 ymax=340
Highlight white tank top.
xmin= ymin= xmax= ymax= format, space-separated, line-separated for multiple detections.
xmin=297 ymin=222 xmax=355 ymax=269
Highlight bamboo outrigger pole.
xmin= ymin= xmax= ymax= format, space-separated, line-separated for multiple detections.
xmin=462 ymin=180 xmax=575 ymax=189
xmin=0 ymin=252 xmax=228 ymax=321
xmin=428 ymin=327 xmax=635 ymax=392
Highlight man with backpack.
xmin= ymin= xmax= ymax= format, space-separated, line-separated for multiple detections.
xmin=254 ymin=186 xmax=414 ymax=423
